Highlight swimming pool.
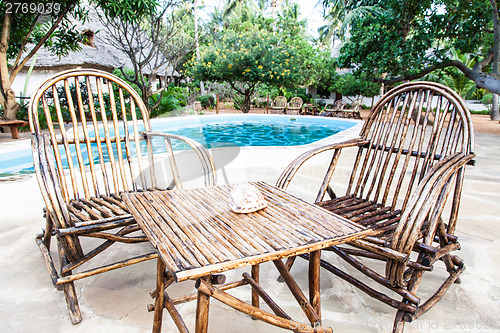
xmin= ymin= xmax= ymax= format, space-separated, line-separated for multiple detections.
xmin=0 ymin=114 xmax=358 ymax=177
xmin=151 ymin=114 xmax=356 ymax=147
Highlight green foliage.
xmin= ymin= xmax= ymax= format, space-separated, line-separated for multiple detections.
xmin=331 ymin=74 xmax=380 ymax=98
xmin=337 ymin=0 xmax=493 ymax=83
xmin=189 ymin=27 xmax=312 ymax=88
xmin=0 ymin=0 xmax=157 ymax=64
xmin=196 ymin=95 xmax=215 ymax=109
xmin=149 ymin=87 xmax=188 ymax=118
xmin=113 ymin=69 xmax=187 ymax=118
xmin=187 ymin=19 xmax=314 ymax=112
xmin=309 ymin=51 xmax=339 ymax=90
xmin=113 ymin=68 xmax=143 ymax=95
xmin=99 ymin=0 xmax=158 ymax=23
xmin=481 ymin=94 xmax=493 ymax=112
xmin=421 ymin=50 xmax=487 ymax=100
xmin=255 ymin=84 xmax=281 ymax=100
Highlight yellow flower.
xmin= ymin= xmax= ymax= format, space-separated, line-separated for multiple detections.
xmin=258 ymin=65 xmax=263 ymax=69
xmin=228 ymin=64 xmax=233 ymax=69
xmin=245 ymin=68 xmax=251 ymax=72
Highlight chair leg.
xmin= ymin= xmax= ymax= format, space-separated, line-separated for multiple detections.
xmin=393 ymin=310 xmax=406 ymax=333
xmin=43 ymin=213 xmax=53 ymax=250
xmin=63 ymin=281 xmax=82 ymax=324
xmin=57 ymin=237 xmax=82 ymax=323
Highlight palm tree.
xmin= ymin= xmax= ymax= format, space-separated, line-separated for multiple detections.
xmin=318 ymin=0 xmax=382 ymax=46
xmin=193 ymin=0 xmax=206 ymax=93
xmin=222 ymin=0 xmax=257 ymax=20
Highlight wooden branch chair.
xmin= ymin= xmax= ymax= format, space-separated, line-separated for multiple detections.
xmin=342 ymin=98 xmax=363 ymax=119
xmin=322 ymin=99 xmax=347 ymax=117
xmin=270 ymin=96 xmax=287 ymax=114
xmin=29 ymin=69 xmax=217 ymax=324
xmin=286 ymin=97 xmax=303 ymax=115
xmin=276 ymin=82 xmax=475 ymax=332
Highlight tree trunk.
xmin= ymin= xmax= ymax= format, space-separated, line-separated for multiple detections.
xmin=194 ymin=0 xmax=205 ymax=95
xmin=242 ymin=93 xmax=251 ymax=113
xmin=1 ymin=87 xmax=20 ymax=120
xmin=491 ymin=0 xmax=500 ymax=120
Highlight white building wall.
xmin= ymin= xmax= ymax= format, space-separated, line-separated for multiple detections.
xmin=12 ymin=70 xmax=58 ymax=98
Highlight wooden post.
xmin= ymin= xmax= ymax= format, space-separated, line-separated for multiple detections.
xmin=153 ymin=258 xmax=166 ymax=333
xmin=195 ymin=276 xmax=211 ymax=333
xmin=309 ymin=250 xmax=321 ymax=321
xmin=216 ymin=94 xmax=219 ymax=114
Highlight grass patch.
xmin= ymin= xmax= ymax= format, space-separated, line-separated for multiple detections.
xmin=470 ymin=110 xmax=490 ymax=115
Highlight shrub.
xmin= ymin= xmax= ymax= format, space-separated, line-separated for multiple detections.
xmin=196 ymin=94 xmax=215 ymax=109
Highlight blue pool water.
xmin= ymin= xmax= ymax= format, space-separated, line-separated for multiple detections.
xmin=152 ymin=114 xmax=355 ymax=147
xmin=0 ymin=114 xmax=357 ymax=177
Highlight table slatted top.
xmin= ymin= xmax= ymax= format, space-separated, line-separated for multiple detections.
xmin=122 ymin=181 xmax=371 ymax=282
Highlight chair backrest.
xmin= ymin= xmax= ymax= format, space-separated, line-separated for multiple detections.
xmin=333 ymin=100 xmax=347 ymax=111
xmin=29 ymin=69 xmax=155 ymax=204
xmin=30 ymin=69 xmax=216 ymax=206
xmin=273 ymin=96 xmax=287 ymax=108
xmin=350 ymin=98 xmax=363 ymax=111
xmin=346 ymin=81 xmax=474 ymax=212
xmin=288 ymin=97 xmax=303 ymax=109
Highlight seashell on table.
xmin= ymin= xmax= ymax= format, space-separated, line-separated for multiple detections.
xmin=230 ymin=183 xmax=268 ymax=213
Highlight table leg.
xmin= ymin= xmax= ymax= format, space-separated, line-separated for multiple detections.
xmin=309 ymin=250 xmax=321 ymax=322
xmin=251 ymin=265 xmax=260 ymax=310
xmin=274 ymin=259 xmax=320 ymax=325
xmin=10 ymin=125 xmax=20 ymax=139
xmin=153 ymin=258 xmax=166 ymax=333
xmin=195 ymin=276 xmax=211 ymax=333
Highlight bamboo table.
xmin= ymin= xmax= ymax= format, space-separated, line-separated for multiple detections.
xmin=122 ymin=181 xmax=372 ymax=333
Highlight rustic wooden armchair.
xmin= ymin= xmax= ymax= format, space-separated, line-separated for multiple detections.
xmin=286 ymin=96 xmax=303 ymax=115
xmin=29 ymin=69 xmax=217 ymax=324
xmin=322 ymin=99 xmax=347 ymax=117
xmin=276 ymin=81 xmax=474 ymax=332
xmin=342 ymin=98 xmax=363 ymax=119
xmin=270 ymin=96 xmax=287 ymax=114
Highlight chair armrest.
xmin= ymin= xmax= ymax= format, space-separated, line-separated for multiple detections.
xmin=386 ymin=152 xmax=475 ymax=286
xmin=276 ymin=137 xmax=369 ymax=190
xmin=142 ymin=131 xmax=217 ymax=187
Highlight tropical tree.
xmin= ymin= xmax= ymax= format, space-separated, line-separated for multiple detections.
xmin=100 ymin=0 xmax=194 ymax=116
xmin=189 ymin=24 xmax=313 ymax=112
xmin=0 ymin=0 xmax=157 ymax=120
xmin=331 ymin=73 xmax=380 ymax=100
xmin=336 ymin=0 xmax=500 ymax=120
xmin=422 ymin=50 xmax=487 ymax=100
xmin=318 ymin=0 xmax=381 ymax=46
